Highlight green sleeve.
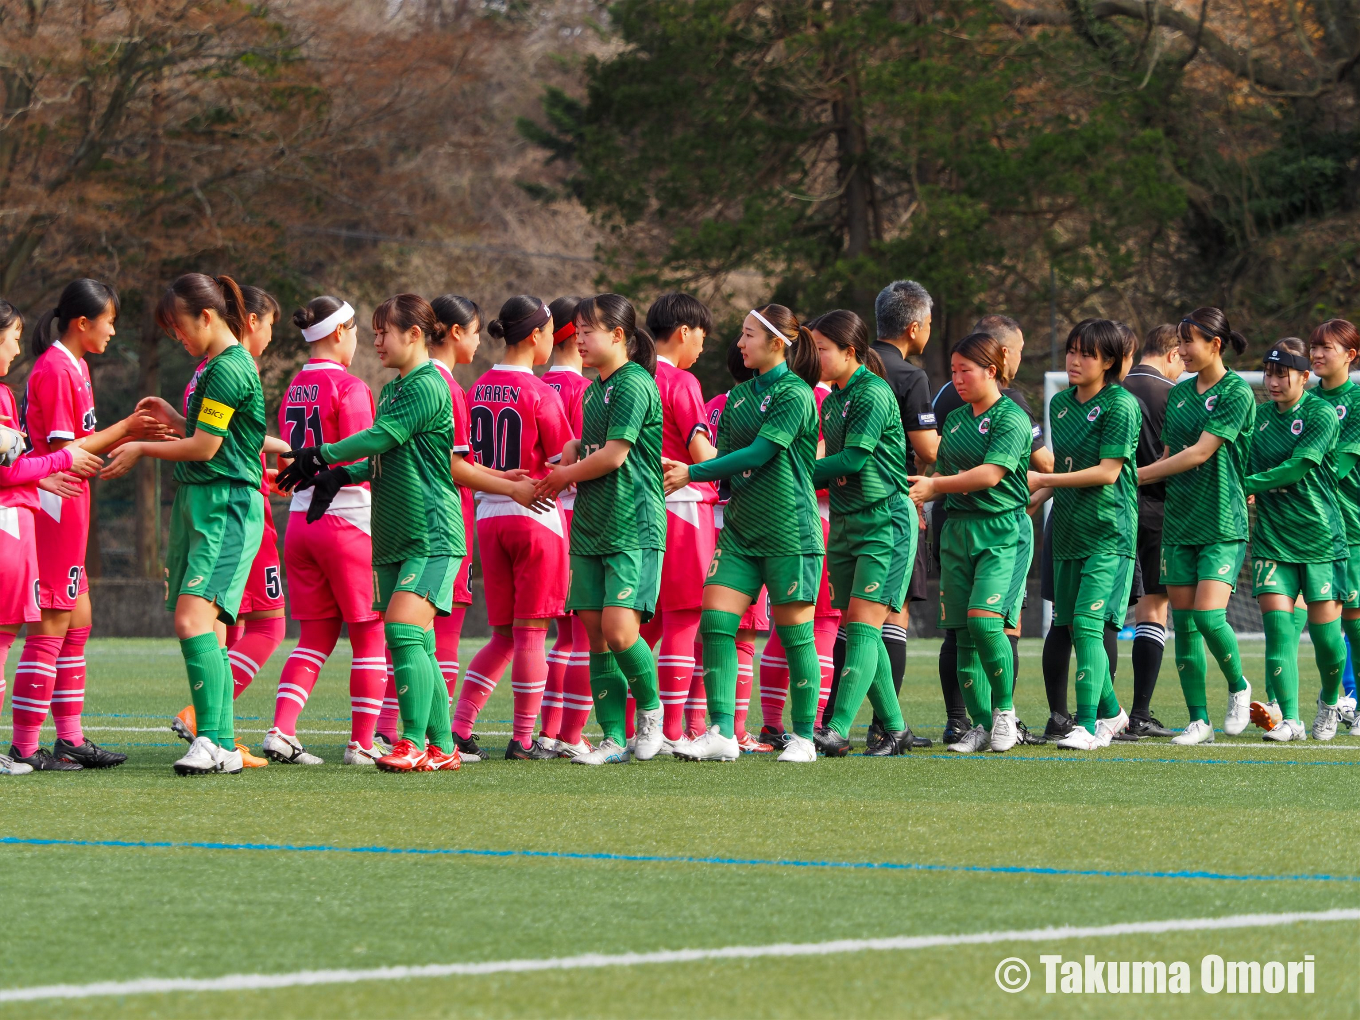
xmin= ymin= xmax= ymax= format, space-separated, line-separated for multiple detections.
xmin=757 ymin=385 xmax=809 ymax=448
xmin=1337 ymin=450 xmax=1358 ymax=480
xmin=193 ymin=355 xmax=253 ymax=438
xmin=342 ymin=459 xmax=373 ymax=485
xmin=982 ymin=405 xmax=1029 ymax=468
xmin=322 ymin=426 xmax=399 ymax=464
xmin=1099 ymin=394 xmax=1139 ymax=461
xmin=813 ymin=446 xmax=869 ymax=487
xmin=1244 ymin=454 xmax=1314 ymax=495
xmin=689 ymin=436 xmax=780 ymax=483
xmin=843 ymin=388 xmax=891 ymax=452
xmin=1204 ymin=383 xmax=1254 ymax=442
xmin=605 ymin=373 xmax=649 ymax=444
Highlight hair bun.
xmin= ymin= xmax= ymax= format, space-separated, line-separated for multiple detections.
xmin=485 ymin=318 xmax=506 ymax=340
xmin=291 ymin=307 xmax=314 ymax=330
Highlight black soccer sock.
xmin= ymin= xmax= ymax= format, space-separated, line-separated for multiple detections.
xmin=1009 ymin=633 xmax=1020 ymax=697
xmin=1042 ymin=623 xmax=1072 ymax=718
xmin=1105 ymin=623 xmax=1119 ymax=681
xmin=823 ymin=625 xmax=847 ymax=724
xmin=1130 ymin=621 xmax=1166 ymax=720
xmin=939 ymin=627 xmax=967 ymax=721
xmin=872 ymin=622 xmax=908 ymax=729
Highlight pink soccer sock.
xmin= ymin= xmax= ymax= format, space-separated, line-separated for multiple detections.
xmin=377 ymin=652 xmax=399 ymax=741
xmin=434 ymin=608 xmax=466 ymax=704
xmin=0 ymin=630 xmax=16 ymax=719
xmin=759 ymin=630 xmax=789 ymax=733
xmin=11 ymin=634 xmax=62 ymax=756
xmin=734 ymin=638 xmax=755 ymax=740
xmin=541 ymin=616 xmax=572 ymax=740
xmin=511 ymin=627 xmax=548 ymax=745
xmin=814 ymin=616 xmax=840 ymax=727
xmin=558 ymin=617 xmax=593 ymax=745
xmin=347 ymin=618 xmax=387 ymax=747
xmin=225 ymin=623 xmax=245 ymax=648
xmin=228 ymin=617 xmax=285 ymax=699
xmin=453 ymin=630 xmax=514 ymax=739
xmin=685 ymin=651 xmax=707 ymax=738
xmin=51 ymin=624 xmax=90 ymax=743
xmin=657 ymin=609 xmax=700 ymax=741
xmin=272 ymin=618 xmax=340 ymax=736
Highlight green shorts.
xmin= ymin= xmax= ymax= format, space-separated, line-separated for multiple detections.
xmin=827 ymin=497 xmax=918 ymax=612
xmin=705 ymin=542 xmax=823 ymax=606
xmin=165 ymin=483 xmax=266 ymax=626
xmin=938 ymin=511 xmax=1034 ymax=630
xmin=1160 ymin=540 xmax=1247 ymax=589
xmin=1250 ymin=557 xmax=1348 ymax=604
xmin=1052 ymin=554 xmax=1135 ymax=628
xmin=567 ymin=549 xmax=662 ymax=623
xmin=374 ymin=556 xmax=456 ymax=615
xmin=1344 ymin=545 xmax=1360 ymax=609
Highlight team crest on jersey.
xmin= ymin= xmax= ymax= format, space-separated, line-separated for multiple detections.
xmin=978 ymin=417 xmax=990 ymax=435
xmin=603 ymin=385 xmax=614 ymax=405
xmin=1291 ymin=418 xmax=1304 ymax=435
xmin=1087 ymin=406 xmax=1101 ymax=422
xmin=760 ymin=394 xmax=773 ymax=413
xmin=1205 ymin=395 xmax=1218 ymax=411
xmin=82 ymin=408 xmax=96 ymax=431
xmin=841 ymin=399 xmax=850 ymax=418
xmin=1339 ymin=405 xmax=1349 ymax=420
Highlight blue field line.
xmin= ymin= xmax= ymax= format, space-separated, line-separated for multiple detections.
xmin=918 ymin=753 xmax=1360 ymax=766
xmin=3 ymin=835 xmax=1357 ymax=886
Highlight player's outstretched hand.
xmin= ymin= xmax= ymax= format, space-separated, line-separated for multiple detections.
xmin=100 ymin=443 xmax=142 ymax=480
xmin=276 ymin=447 xmax=326 ymax=492
xmin=531 ymin=468 xmax=567 ymax=501
xmin=661 ymin=458 xmax=690 ymax=495
xmin=37 ymin=471 xmax=83 ymax=498
xmin=512 ymin=477 xmax=556 ymax=513
xmin=66 ymin=444 xmax=103 ymax=477
xmin=304 ymin=468 xmax=348 ymax=523
xmin=906 ymin=474 xmax=934 ymax=510
xmin=135 ymin=396 xmax=185 ymax=435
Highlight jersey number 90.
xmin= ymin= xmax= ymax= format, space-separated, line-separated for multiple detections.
xmin=470 ymin=407 xmax=523 ymax=471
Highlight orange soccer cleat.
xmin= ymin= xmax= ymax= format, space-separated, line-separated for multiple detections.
xmin=736 ymin=731 xmax=774 ymax=753
xmin=1249 ymin=700 xmax=1282 ymax=732
xmin=236 ymin=743 xmax=268 ymax=768
xmin=422 ymin=744 xmax=461 ymax=771
xmin=375 ymin=738 xmax=429 ymax=773
xmin=171 ymin=705 xmax=197 ymax=743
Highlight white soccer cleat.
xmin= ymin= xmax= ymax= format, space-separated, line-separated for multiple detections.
xmin=1336 ymin=694 xmax=1357 ymax=728
xmin=673 ymin=725 xmax=739 ymax=762
xmin=373 ymin=733 xmax=395 ymax=757
xmin=174 ymin=735 xmax=221 ymax=776
xmin=1312 ymin=699 xmax=1340 ymax=741
xmin=0 ymin=753 xmax=33 ymax=775
xmin=1094 ymin=709 xmax=1130 ymax=748
xmin=571 ymin=737 xmax=631 ymax=765
xmin=989 ymin=709 xmax=1018 ymax=752
xmin=1264 ymin=718 xmax=1307 ymax=742
xmin=776 ymin=733 xmax=816 ymax=762
xmin=214 ymin=744 xmax=244 ymax=774
xmin=1171 ymin=719 xmax=1215 ymax=745
xmin=1250 ymin=699 xmax=1282 ymax=732
xmin=633 ymin=707 xmax=665 ymax=761
xmin=536 ymin=736 xmax=559 ymax=755
xmin=262 ymin=727 xmax=324 ymax=765
xmin=946 ymin=724 xmax=990 ymax=753
xmin=656 ymin=735 xmax=687 ymax=757
xmin=554 ymin=738 xmax=593 ymax=759
xmin=343 ymin=741 xmax=384 ymax=765
xmin=1224 ymin=680 xmax=1251 ymax=735
xmin=1055 ymin=725 xmax=1099 ymax=750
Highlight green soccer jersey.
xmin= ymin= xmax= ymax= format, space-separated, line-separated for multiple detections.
xmin=1247 ymin=390 xmax=1346 ymax=564
xmin=937 ymin=395 xmax=1032 ymax=515
xmin=176 ymin=343 xmax=265 ymax=488
xmin=719 ymin=362 xmax=823 ymax=556
xmin=348 ymin=361 xmax=463 ymax=564
xmin=1048 ymin=382 xmax=1140 ymax=559
xmin=1161 ymin=370 xmax=1256 ymax=545
xmin=820 ymin=365 xmax=910 ymax=514
xmin=1313 ymin=380 xmax=1360 ymax=544
xmin=571 ymin=360 xmax=666 ymax=555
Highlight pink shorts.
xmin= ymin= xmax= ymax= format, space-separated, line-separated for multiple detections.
xmin=656 ymin=501 xmax=715 ymax=612
xmin=815 ymin=514 xmax=837 ymax=620
xmin=476 ymin=511 xmax=568 ymax=626
xmin=453 ymin=490 xmax=475 ymax=606
xmin=284 ymin=511 xmax=379 ymax=623
xmin=36 ymin=488 xmax=89 ymax=610
xmin=238 ymin=513 xmax=285 ymax=614
xmin=0 ymin=505 xmax=40 ymax=625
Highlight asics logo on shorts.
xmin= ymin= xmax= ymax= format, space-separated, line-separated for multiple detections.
xmin=1322 ymin=583 xmax=1332 ymax=594
xmin=1217 ymin=564 xmax=1231 ymax=575
xmin=186 ymin=576 xmax=203 ymax=588
xmin=786 ymin=582 xmax=798 ymax=595
xmin=985 ymin=594 xmax=1001 ymax=605
xmin=864 ymin=582 xmax=880 ymax=593
xmin=616 ymin=587 xmax=633 ymax=599
xmin=1350 ymin=590 xmax=1358 ymax=601
xmin=401 ymin=574 xmax=416 ymax=584
xmin=1089 ymin=600 xmax=1104 ymax=612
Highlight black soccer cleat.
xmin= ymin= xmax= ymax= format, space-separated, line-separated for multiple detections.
xmin=758 ymin=725 xmax=790 ymax=751
xmin=864 ymin=729 xmax=913 ymax=756
xmin=1015 ymin=719 xmax=1046 ymax=746
xmin=1124 ymin=715 xmax=1175 ymax=739
xmin=52 ymin=737 xmax=126 ymax=768
xmin=814 ymin=727 xmax=850 ymax=757
xmin=9 ymin=744 xmax=82 ymax=771
xmin=942 ymin=716 xmax=972 ymax=746
xmin=1043 ymin=711 xmax=1075 ymax=741
xmin=504 ymin=738 xmax=557 ymax=761
xmin=866 ymin=720 xmax=885 ymax=748
xmin=453 ymin=733 xmax=488 ymax=762
xmin=904 ymin=725 xmax=932 ymax=749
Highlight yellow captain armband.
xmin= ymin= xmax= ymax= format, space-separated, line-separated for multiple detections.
xmin=197 ymin=398 xmax=235 ymax=429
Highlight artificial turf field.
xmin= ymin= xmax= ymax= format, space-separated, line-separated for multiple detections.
xmin=2 ymin=637 xmax=1359 ymax=1019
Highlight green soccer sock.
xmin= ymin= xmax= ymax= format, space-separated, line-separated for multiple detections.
xmin=216 ymin=645 xmax=235 ymax=749
xmin=1294 ymin=604 xmax=1309 ymax=643
xmin=180 ymin=633 xmax=224 ymax=744
xmin=776 ymin=621 xmax=819 ymax=739
xmin=968 ymin=615 xmax=1013 ymax=713
xmin=1310 ymin=617 xmax=1347 ymax=709
xmin=1071 ymin=616 xmax=1106 ymax=732
xmin=1173 ymin=609 xmax=1209 ymax=723
xmin=386 ymin=622 xmax=434 ymax=745
xmin=1262 ymin=610 xmax=1295 ymax=707
xmin=424 ymin=628 xmax=453 ymax=753
xmin=954 ymin=627 xmax=992 ymax=731
xmin=589 ymin=650 xmax=629 ymax=745
xmin=866 ymin=635 xmax=905 ymax=732
xmin=699 ymin=610 xmax=741 ymax=738
xmin=614 ymin=638 xmax=661 ymax=713
xmin=828 ymin=622 xmax=881 ymax=740
xmin=1192 ymin=608 xmax=1245 ymax=693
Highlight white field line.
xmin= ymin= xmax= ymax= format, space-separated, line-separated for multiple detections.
xmin=3 ymin=908 xmax=1358 ymax=1003
xmin=77 ymin=726 xmax=515 ymax=737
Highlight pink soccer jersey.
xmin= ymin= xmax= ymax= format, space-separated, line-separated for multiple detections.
xmin=544 ymin=365 xmax=590 ymax=439
xmin=434 ymin=360 xmax=476 ymax=605
xmin=0 ymin=384 xmax=62 ymax=625
xmin=655 ymin=357 xmax=715 ymax=612
xmin=25 ymin=342 xmax=95 ymax=610
xmin=812 ymin=382 xmax=837 ymax=620
xmin=469 ymin=364 xmax=571 ymax=477
xmin=655 ymin=357 xmax=715 ymax=501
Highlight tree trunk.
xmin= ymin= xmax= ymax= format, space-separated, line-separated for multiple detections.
xmin=135 ymin=303 xmax=161 ymax=578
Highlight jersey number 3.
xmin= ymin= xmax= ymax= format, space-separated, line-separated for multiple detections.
xmin=470 ymin=406 xmax=523 ymax=471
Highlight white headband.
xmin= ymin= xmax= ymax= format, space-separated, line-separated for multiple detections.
xmin=750 ymin=308 xmax=791 ymax=346
xmin=301 ymin=301 xmax=355 ymax=342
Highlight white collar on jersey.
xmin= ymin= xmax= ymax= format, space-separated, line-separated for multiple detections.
xmin=494 ymin=363 xmax=533 ymax=374
xmin=656 ymin=355 xmax=675 ymax=367
xmin=52 ymin=340 xmax=82 ymax=368
xmin=301 ymin=360 xmax=344 ymax=371
xmin=546 ymin=365 xmax=583 ymax=375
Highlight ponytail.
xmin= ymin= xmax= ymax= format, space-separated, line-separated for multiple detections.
xmin=751 ymin=304 xmax=820 ymax=388
xmin=372 ymin=293 xmax=447 ymax=347
xmin=33 ymin=278 xmax=119 ymax=358
xmin=805 ymin=309 xmax=885 ymax=380
xmin=576 ymin=293 xmax=656 ymax=375
xmin=487 ymin=294 xmax=549 ymax=346
xmin=155 ymin=273 xmax=246 ymax=339
xmin=1178 ymin=306 xmax=1248 ymax=356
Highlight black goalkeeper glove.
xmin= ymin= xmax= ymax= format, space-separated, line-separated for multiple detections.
xmin=304 ymin=467 xmax=348 ymax=524
xmin=276 ymin=446 xmax=327 ymax=492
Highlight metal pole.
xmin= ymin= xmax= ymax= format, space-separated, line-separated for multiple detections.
xmin=1049 ymin=264 xmax=1057 ymax=370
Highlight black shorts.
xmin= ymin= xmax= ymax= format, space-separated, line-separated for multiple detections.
xmin=907 ymin=526 xmax=928 ymax=602
xmin=1133 ymin=517 xmax=1165 ymax=600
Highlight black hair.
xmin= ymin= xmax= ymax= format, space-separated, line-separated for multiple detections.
xmin=806 ymin=309 xmax=885 ymax=380
xmin=242 ymin=286 xmax=280 ymax=323
xmin=33 ymin=279 xmax=120 ymax=357
xmin=486 ymin=295 xmax=550 ymax=346
xmin=155 ymin=274 xmax=244 ymax=340
xmin=1065 ymin=318 xmax=1128 ymax=386
xmin=431 ymin=294 xmax=483 ymax=345
xmin=292 ymin=295 xmax=352 ymax=337
xmin=646 ymin=292 xmax=714 ymax=341
xmin=548 ymin=296 xmax=581 ymax=342
xmin=1178 ymin=306 xmax=1248 ymax=356
xmin=751 ymin=304 xmax=821 ymax=388
xmin=372 ymin=294 xmax=447 ymax=347
xmin=726 ymin=337 xmax=754 ymax=383
xmin=576 ymin=293 xmax=656 ymax=375
xmin=0 ymin=299 xmax=21 ymax=334
xmin=951 ymin=332 xmax=1006 ymax=379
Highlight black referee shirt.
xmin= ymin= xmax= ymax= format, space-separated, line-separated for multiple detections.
xmin=871 ymin=341 xmax=937 ymax=437
xmin=1121 ymin=363 xmax=1175 ymax=519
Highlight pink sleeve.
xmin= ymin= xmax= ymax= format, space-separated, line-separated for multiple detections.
xmin=34 ymin=367 xmax=78 ymax=441
xmin=672 ymin=374 xmax=711 ymax=445
xmin=0 ymin=448 xmax=73 ymax=487
xmin=336 ymin=379 xmax=376 ymax=440
xmin=537 ymin=388 xmax=571 ymax=463
xmin=451 ymin=391 xmax=471 ymax=454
